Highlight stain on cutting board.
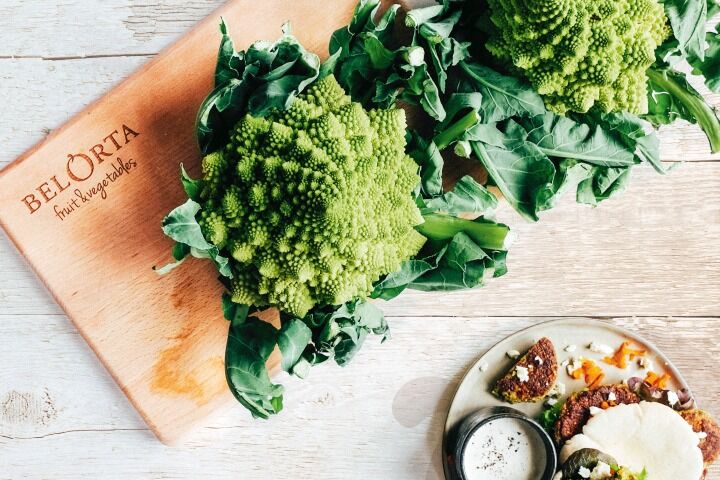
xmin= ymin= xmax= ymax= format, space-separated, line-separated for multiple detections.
xmin=151 ymin=326 xmax=226 ymax=406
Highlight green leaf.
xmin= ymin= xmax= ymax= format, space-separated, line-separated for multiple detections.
xmin=331 ymin=301 xmax=386 ymax=366
xmin=520 ymin=113 xmax=637 ymax=167
xmin=180 ymin=164 xmax=203 ymax=200
xmin=225 ymin=315 xmax=283 ymax=419
xmin=408 ymin=131 xmax=444 ymax=196
xmin=539 ymin=400 xmax=563 ymax=433
xmin=470 ymin=135 xmax=556 ymax=222
xmin=458 ymin=62 xmax=546 ymax=123
xmin=327 ymin=0 xmax=401 ymax=105
xmin=690 ymin=28 xmax=720 ymax=92
xmin=172 ymin=242 xmax=190 ymax=262
xmin=645 ymin=78 xmax=695 ymax=126
xmin=408 ymin=232 xmax=490 ymax=290
xmin=362 ymin=34 xmax=396 ymax=70
xmin=196 ymin=23 xmax=320 ymax=154
xmin=291 ymin=299 xmax=388 ymax=368
xmin=413 ymin=9 xmax=462 ymax=44
xmin=590 ymin=111 xmax=663 ymax=174
xmin=277 ymin=319 xmax=313 ymax=374
xmin=161 ymin=199 xmax=233 ymax=278
xmin=371 ymin=259 xmax=434 ymax=300
xmin=663 ymin=0 xmax=707 ymax=62
xmin=576 ymin=166 xmax=632 ymax=206
xmin=221 ymin=293 xmax=249 ymax=323
xmin=215 ymin=19 xmax=244 ymax=87
xmin=422 ymin=175 xmax=498 ymax=215
xmin=161 ymin=200 xmax=211 ymax=250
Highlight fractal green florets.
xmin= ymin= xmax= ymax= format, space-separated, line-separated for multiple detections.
xmin=485 ymin=0 xmax=670 ymax=114
xmin=197 ymin=75 xmax=426 ymax=317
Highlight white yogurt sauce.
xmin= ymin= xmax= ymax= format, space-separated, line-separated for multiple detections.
xmin=462 ymin=417 xmax=547 ymax=480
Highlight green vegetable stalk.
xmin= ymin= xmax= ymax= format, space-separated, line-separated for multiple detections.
xmin=647 ymin=67 xmax=720 ymax=153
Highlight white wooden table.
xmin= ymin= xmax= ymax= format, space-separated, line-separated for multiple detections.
xmin=1 ymin=1 xmax=719 ymax=479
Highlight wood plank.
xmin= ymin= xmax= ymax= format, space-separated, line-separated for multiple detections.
xmin=1 ymin=315 xmax=718 ymax=479
xmin=0 ymin=57 xmax=149 ymax=170
xmin=0 ymin=0 xmax=224 ymax=57
xmin=0 ymin=0 xmax=363 ymax=444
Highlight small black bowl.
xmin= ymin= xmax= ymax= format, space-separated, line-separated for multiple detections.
xmin=450 ymin=406 xmax=557 ymax=480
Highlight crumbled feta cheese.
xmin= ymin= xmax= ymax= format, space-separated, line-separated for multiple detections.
xmin=607 ymin=391 xmax=617 ymax=402
xmin=667 ymin=390 xmax=679 ymax=407
xmin=516 ymin=366 xmax=530 ymax=382
xmin=590 ymin=462 xmax=612 ymax=480
xmin=588 ymin=342 xmax=614 ymax=355
xmin=578 ymin=466 xmax=591 ymax=479
xmin=567 ymin=358 xmax=583 ymax=376
xmin=479 ymin=361 xmax=489 ymax=372
xmin=535 ymin=355 xmax=544 ymax=365
xmin=549 ymin=382 xmax=567 ymax=397
xmin=546 ymin=397 xmax=558 ymax=406
xmin=638 ymin=357 xmax=653 ymax=370
xmin=589 ymin=406 xmax=603 ymax=416
xmin=698 ymin=431 xmax=708 ymax=440
xmin=565 ymin=344 xmax=577 ymax=353
xmin=560 ymin=358 xmax=570 ymax=368
xmin=507 ymin=349 xmax=521 ymax=359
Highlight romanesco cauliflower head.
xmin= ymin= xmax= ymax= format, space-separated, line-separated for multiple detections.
xmin=485 ymin=0 xmax=670 ymax=114
xmin=197 ymin=75 xmax=426 ymax=316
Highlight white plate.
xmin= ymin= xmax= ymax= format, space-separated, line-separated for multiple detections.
xmin=442 ymin=318 xmax=692 ymax=479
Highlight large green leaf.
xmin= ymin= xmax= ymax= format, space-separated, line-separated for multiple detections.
xmin=520 ymin=113 xmax=637 ymax=167
xmin=458 ymin=62 xmax=546 ymax=123
xmin=422 ymin=175 xmax=498 ymax=215
xmin=663 ymin=0 xmax=707 ymax=62
xmin=225 ymin=315 xmax=283 ymax=419
xmin=470 ymin=134 xmax=556 ymax=222
xmin=690 ymin=28 xmax=720 ymax=92
xmin=277 ymin=319 xmax=313 ymax=374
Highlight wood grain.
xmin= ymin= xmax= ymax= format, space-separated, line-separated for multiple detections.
xmin=1 ymin=0 xmax=719 ymax=478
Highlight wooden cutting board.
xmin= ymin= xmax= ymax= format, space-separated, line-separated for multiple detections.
xmin=0 ymin=0 xmax=374 ymax=445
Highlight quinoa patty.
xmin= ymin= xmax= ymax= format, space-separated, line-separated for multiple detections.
xmin=554 ymin=384 xmax=640 ymax=444
xmin=680 ymin=409 xmax=720 ymax=466
xmin=494 ymin=337 xmax=558 ymax=403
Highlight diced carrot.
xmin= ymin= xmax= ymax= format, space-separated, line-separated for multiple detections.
xmin=644 ymin=371 xmax=671 ymax=389
xmin=603 ymin=341 xmax=647 ymax=369
xmin=573 ymin=359 xmax=605 ymax=388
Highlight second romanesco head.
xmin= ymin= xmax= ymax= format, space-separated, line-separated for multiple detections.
xmin=197 ymin=75 xmax=426 ymax=317
xmin=485 ymin=0 xmax=670 ymax=114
